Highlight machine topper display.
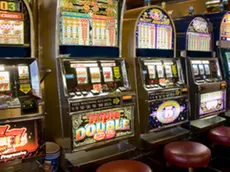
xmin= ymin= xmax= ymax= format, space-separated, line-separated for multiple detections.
xmin=59 ymin=0 xmax=118 ymax=46
xmin=72 ymin=106 xmax=133 ymax=149
xmin=136 ymin=7 xmax=173 ymax=49
xmin=187 ymin=17 xmax=211 ymax=51
xmin=220 ymin=12 xmax=230 ymax=41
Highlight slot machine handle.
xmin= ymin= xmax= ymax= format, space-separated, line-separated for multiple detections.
xmin=40 ymin=69 xmax=52 ymax=84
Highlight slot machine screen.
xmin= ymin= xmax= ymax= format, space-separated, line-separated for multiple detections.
xmin=30 ymin=60 xmax=42 ymax=98
xmin=225 ymin=52 xmax=230 ymax=75
xmin=142 ymin=59 xmax=183 ymax=87
xmin=136 ymin=8 xmax=173 ymax=50
xmin=0 ymin=1 xmax=25 ymax=45
xmin=63 ymin=59 xmax=124 ymax=93
xmin=200 ymin=91 xmax=225 ymax=116
xmin=156 ymin=65 xmax=164 ymax=78
xmin=76 ymin=68 xmax=88 ymax=85
xmin=192 ymin=60 xmax=222 ymax=81
xmin=149 ymin=98 xmax=188 ymax=130
xmin=164 ymin=63 xmax=173 ymax=78
xmin=59 ymin=0 xmax=118 ymax=47
xmin=187 ymin=17 xmax=211 ymax=51
xmin=0 ymin=71 xmax=10 ymax=91
xmin=198 ymin=64 xmax=205 ymax=75
xmin=193 ymin=65 xmax=199 ymax=76
xmin=102 ymin=67 xmax=114 ymax=83
xmin=147 ymin=65 xmax=156 ymax=79
xmin=204 ymin=64 xmax=211 ymax=75
xmin=90 ymin=67 xmax=101 ymax=84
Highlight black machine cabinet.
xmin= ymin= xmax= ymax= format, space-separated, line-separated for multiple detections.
xmin=135 ymin=57 xmax=189 ymax=133
xmin=0 ymin=0 xmax=45 ymax=167
xmin=174 ymin=15 xmax=227 ymax=130
xmin=122 ymin=6 xmax=190 ymax=146
xmin=205 ymin=11 xmax=230 ymax=110
xmin=0 ymin=58 xmax=43 ymax=118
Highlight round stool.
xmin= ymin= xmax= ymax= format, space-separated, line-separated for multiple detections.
xmin=96 ymin=160 xmax=152 ymax=172
xmin=164 ymin=141 xmax=211 ymax=171
xmin=209 ymin=126 xmax=230 ymax=146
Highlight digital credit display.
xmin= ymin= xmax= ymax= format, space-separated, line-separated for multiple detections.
xmin=136 ymin=8 xmax=173 ymax=50
xmin=0 ymin=1 xmax=22 ymax=12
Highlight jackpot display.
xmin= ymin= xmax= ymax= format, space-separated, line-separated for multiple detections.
xmin=59 ymin=0 xmax=118 ymax=46
xmin=0 ymin=0 xmax=25 ymax=45
xmin=136 ymin=8 xmax=173 ymax=49
xmin=0 ymin=119 xmax=44 ymax=163
xmin=187 ymin=17 xmax=211 ymax=51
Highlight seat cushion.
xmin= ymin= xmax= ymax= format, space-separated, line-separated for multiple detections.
xmin=164 ymin=141 xmax=211 ymax=168
xmin=209 ymin=126 xmax=230 ymax=146
xmin=96 ymin=160 xmax=152 ymax=172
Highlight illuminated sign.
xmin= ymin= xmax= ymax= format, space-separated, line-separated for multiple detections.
xmin=149 ymin=99 xmax=188 ymax=130
xmin=0 ymin=119 xmax=44 ymax=163
xmin=72 ymin=106 xmax=134 ymax=149
xmin=200 ymin=91 xmax=225 ymax=115
xmin=137 ymin=7 xmax=173 ymax=49
xmin=0 ymin=11 xmax=24 ymax=45
xmin=156 ymin=101 xmax=180 ymax=124
xmin=0 ymin=71 xmax=10 ymax=91
xmin=0 ymin=1 xmax=21 ymax=12
xmin=187 ymin=17 xmax=211 ymax=51
xmin=59 ymin=0 xmax=118 ymax=47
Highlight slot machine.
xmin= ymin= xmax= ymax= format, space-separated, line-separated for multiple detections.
xmin=205 ymin=11 xmax=230 ymax=111
xmin=0 ymin=0 xmax=45 ymax=167
xmin=122 ymin=6 xmax=189 ymax=146
xmin=174 ymin=15 xmax=227 ymax=130
xmin=40 ymin=0 xmax=136 ymax=168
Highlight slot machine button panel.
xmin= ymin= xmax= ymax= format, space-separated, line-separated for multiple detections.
xmin=82 ymin=91 xmax=88 ymax=96
xmin=69 ymin=92 xmax=75 ymax=98
xmin=91 ymin=90 xmax=100 ymax=95
xmin=146 ymin=85 xmax=151 ymax=89
xmin=119 ymin=87 xmax=127 ymax=92
xmin=76 ymin=92 xmax=82 ymax=96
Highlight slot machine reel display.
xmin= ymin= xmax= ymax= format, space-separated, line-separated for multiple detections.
xmin=122 ymin=6 xmax=189 ymax=145
xmin=174 ymin=16 xmax=227 ymax=130
xmin=40 ymin=0 xmax=135 ymax=167
xmin=0 ymin=0 xmax=45 ymax=166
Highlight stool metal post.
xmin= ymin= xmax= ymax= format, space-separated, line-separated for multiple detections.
xmin=188 ymin=168 xmax=194 ymax=172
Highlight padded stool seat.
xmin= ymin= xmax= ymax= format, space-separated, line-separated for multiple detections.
xmin=209 ymin=126 xmax=230 ymax=146
xmin=96 ymin=160 xmax=152 ymax=172
xmin=164 ymin=141 xmax=211 ymax=168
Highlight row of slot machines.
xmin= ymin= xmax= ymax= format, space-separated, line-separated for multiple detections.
xmin=0 ymin=0 xmax=230 ymax=170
